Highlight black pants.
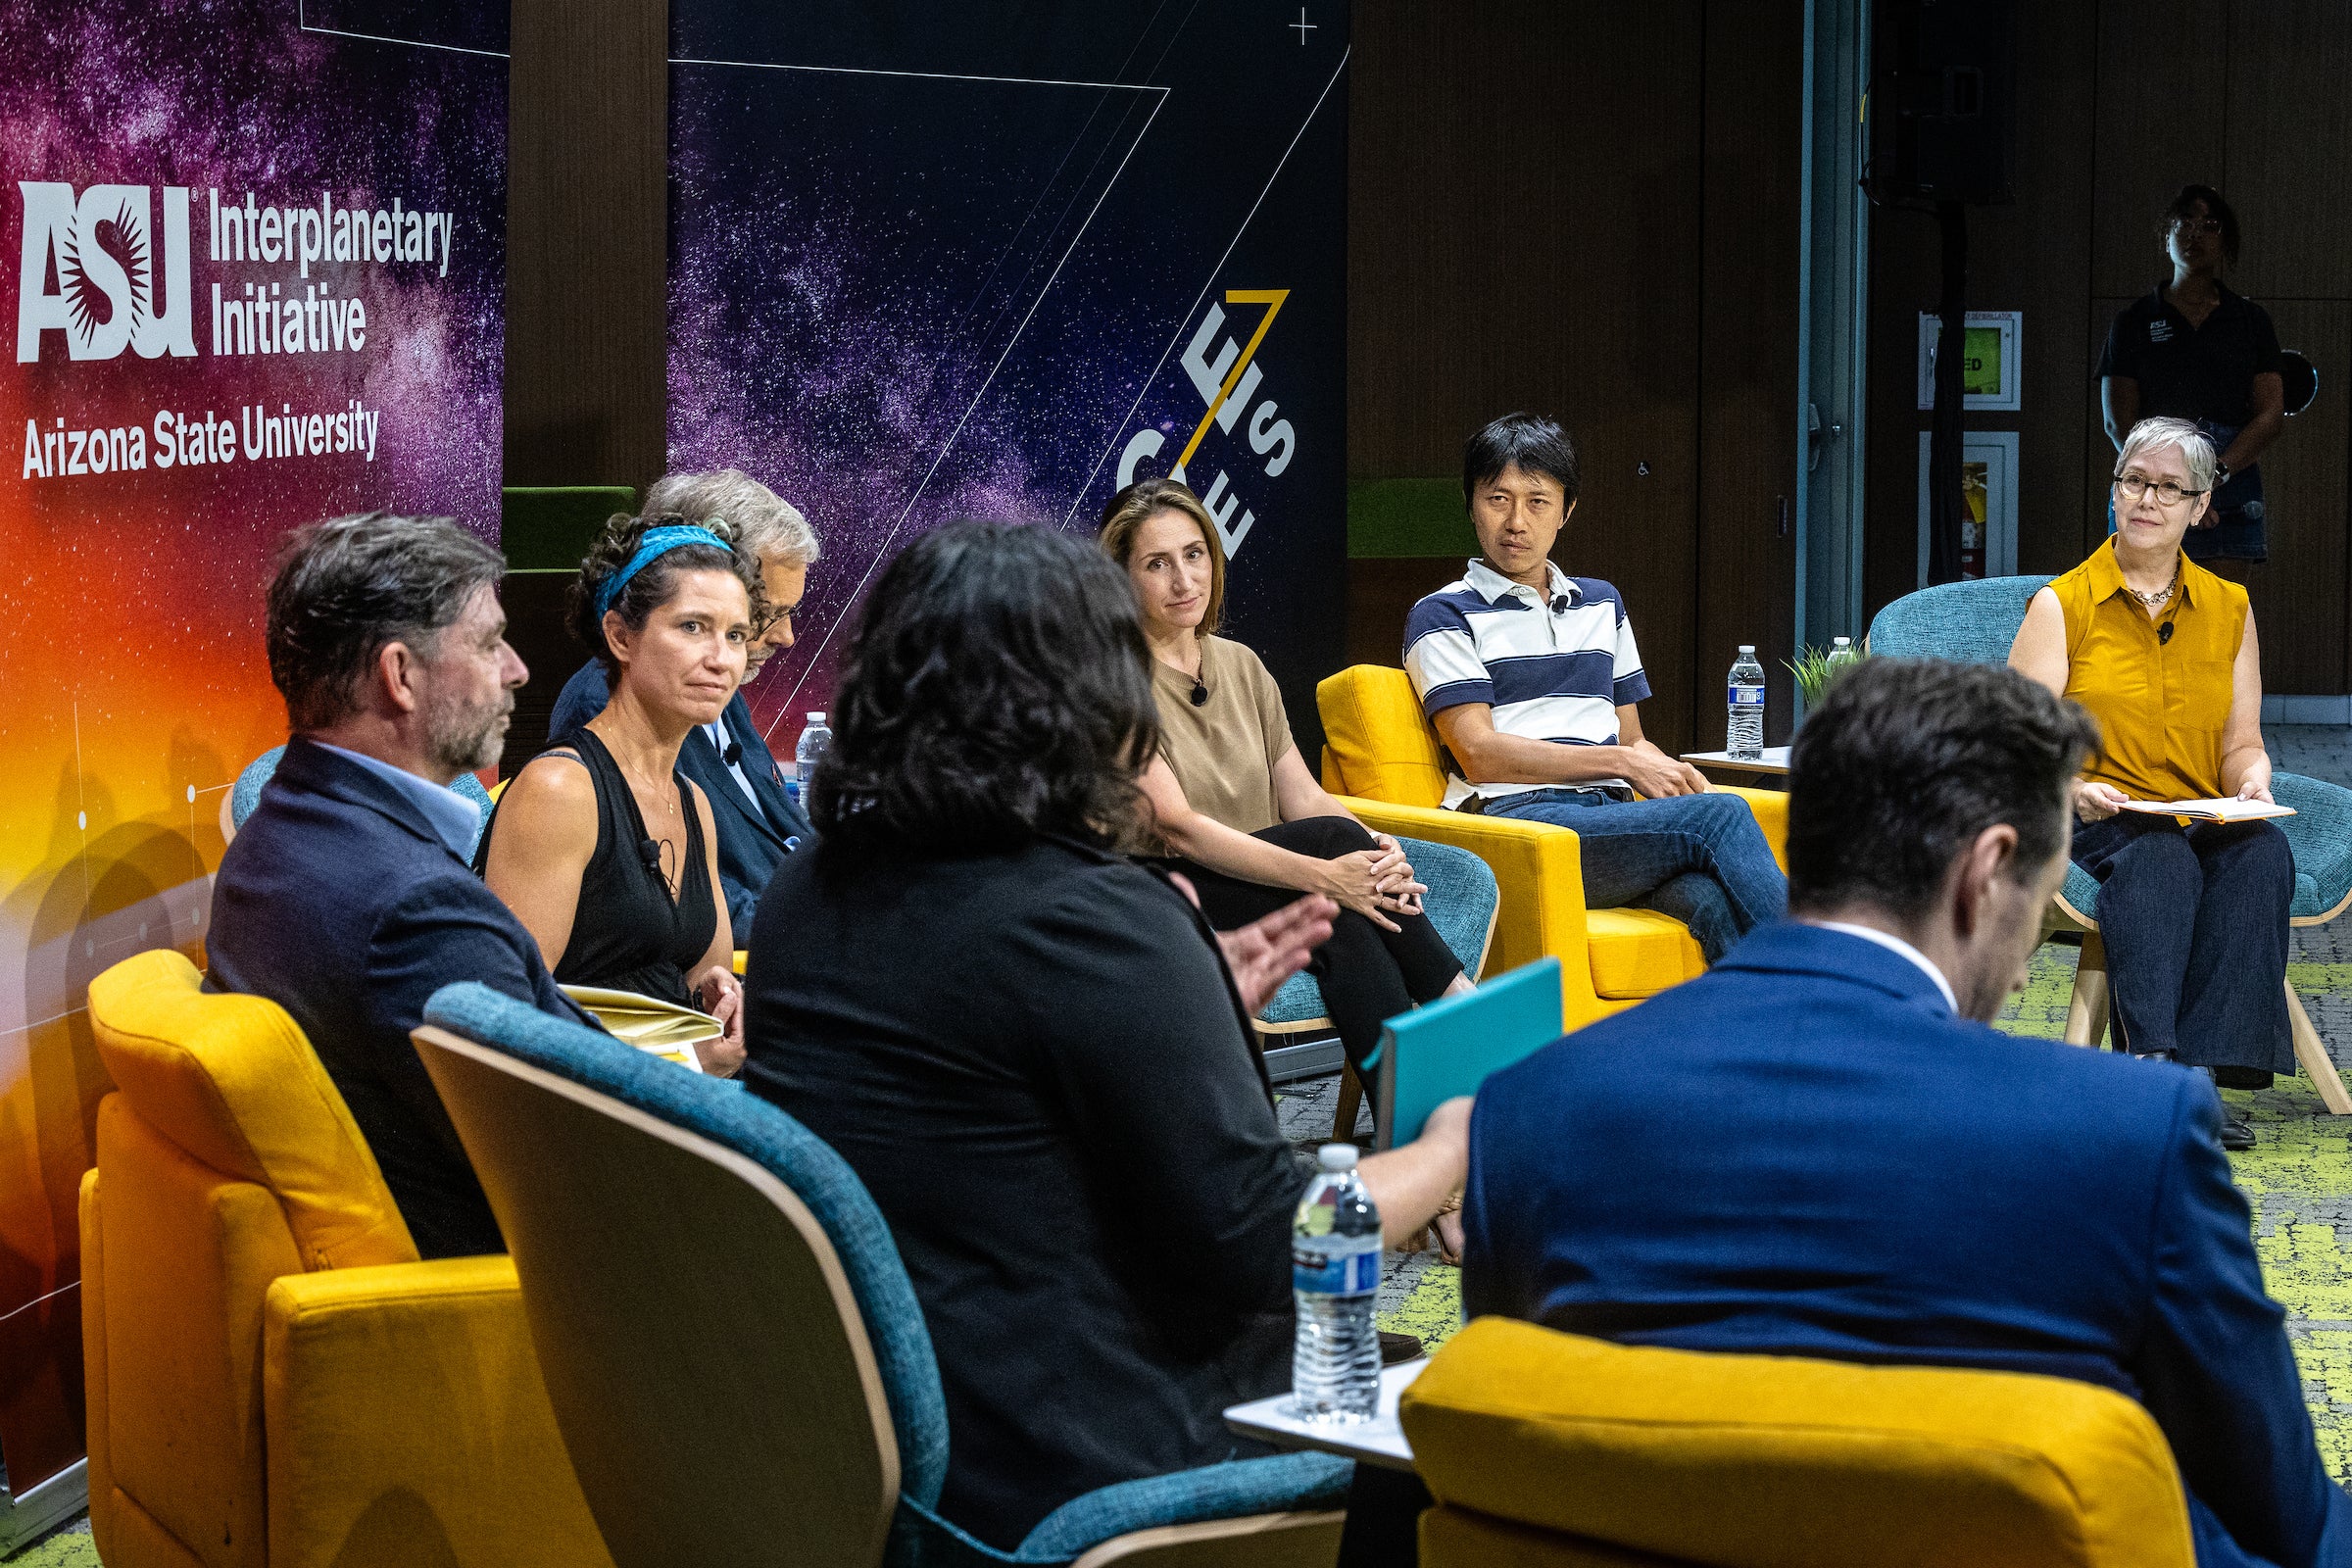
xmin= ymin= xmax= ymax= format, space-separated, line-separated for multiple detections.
xmin=2072 ymin=813 xmax=2293 ymax=1075
xmin=1166 ymin=817 xmax=1465 ymax=1069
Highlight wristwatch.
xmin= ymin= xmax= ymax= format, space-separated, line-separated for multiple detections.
xmin=2213 ymin=462 xmax=2231 ymax=489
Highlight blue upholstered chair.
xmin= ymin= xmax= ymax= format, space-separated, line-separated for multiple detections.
xmin=411 ymin=984 xmax=1352 ymax=1568
xmin=224 ymin=744 xmax=496 ymax=858
xmin=1253 ymin=837 xmax=1499 ymax=1141
xmin=1867 ymin=578 xmax=2352 ymax=1111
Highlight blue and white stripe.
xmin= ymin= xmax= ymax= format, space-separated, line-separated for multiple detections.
xmin=1402 ymin=558 xmax=1650 ymax=808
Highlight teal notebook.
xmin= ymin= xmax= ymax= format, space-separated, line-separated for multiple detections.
xmin=1371 ymin=956 xmax=1565 ymax=1150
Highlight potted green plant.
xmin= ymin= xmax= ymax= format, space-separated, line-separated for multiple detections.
xmin=1788 ymin=638 xmax=1866 ymax=714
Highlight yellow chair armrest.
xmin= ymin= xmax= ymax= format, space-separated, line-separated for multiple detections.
xmin=1334 ymin=797 xmax=1612 ymax=1031
xmin=265 ymin=1256 xmax=612 ymax=1568
xmin=1713 ymin=784 xmax=1788 ymax=871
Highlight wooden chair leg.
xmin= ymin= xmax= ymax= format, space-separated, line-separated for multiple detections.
xmin=1332 ymin=1061 xmax=1365 ymax=1143
xmin=2287 ymin=980 xmax=2352 ymax=1115
xmin=2064 ymin=930 xmax=2111 ymax=1049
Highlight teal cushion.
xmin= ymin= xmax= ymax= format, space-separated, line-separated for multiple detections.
xmin=1865 ymin=576 xmax=2053 ymax=664
xmin=1257 ymin=835 xmax=1498 ymax=1026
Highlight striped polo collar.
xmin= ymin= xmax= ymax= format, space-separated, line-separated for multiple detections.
xmin=1464 ymin=557 xmax=1579 ymax=609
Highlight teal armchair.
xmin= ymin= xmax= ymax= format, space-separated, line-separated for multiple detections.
xmin=1867 ymin=578 xmax=2352 ymax=1112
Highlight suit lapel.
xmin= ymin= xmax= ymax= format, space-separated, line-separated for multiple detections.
xmin=727 ymin=697 xmax=812 ymax=840
xmin=680 ymin=724 xmax=790 ymax=851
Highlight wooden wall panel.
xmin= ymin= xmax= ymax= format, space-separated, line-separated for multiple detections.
xmin=2224 ymin=5 xmax=2352 ymax=302
xmin=1349 ymin=1 xmax=1709 ymax=745
xmin=2089 ymin=0 xmax=2228 ymax=298
xmin=2236 ymin=302 xmax=2351 ymax=693
xmin=1695 ymin=0 xmax=1806 ymax=747
xmin=505 ymin=0 xmax=669 ymax=492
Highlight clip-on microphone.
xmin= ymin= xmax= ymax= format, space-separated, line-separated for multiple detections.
xmin=722 ymin=740 xmax=743 ymax=765
xmin=638 ymin=837 xmax=664 ymax=876
xmin=2159 ymin=621 xmax=2175 ymax=646
xmin=1550 ymin=594 xmax=1571 ymax=614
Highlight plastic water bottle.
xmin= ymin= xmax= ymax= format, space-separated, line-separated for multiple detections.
xmin=790 ymin=711 xmax=832 ymax=804
xmin=1826 ymin=635 xmax=1858 ymax=672
xmin=1292 ymin=1144 xmax=1382 ymax=1421
xmin=1727 ymin=647 xmax=1766 ymax=760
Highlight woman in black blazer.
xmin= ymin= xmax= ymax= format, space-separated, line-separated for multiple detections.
xmin=739 ymin=522 xmax=1470 ymax=1551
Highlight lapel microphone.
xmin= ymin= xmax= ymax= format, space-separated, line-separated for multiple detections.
xmin=1550 ymin=594 xmax=1571 ymax=614
xmin=723 ymin=740 xmax=743 ymax=765
xmin=2159 ymin=621 xmax=2175 ymax=646
xmin=1190 ymin=675 xmax=1208 ymax=707
xmin=638 ymin=837 xmax=663 ymax=875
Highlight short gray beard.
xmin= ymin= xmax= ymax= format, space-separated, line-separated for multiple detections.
xmin=427 ymin=694 xmax=511 ymax=776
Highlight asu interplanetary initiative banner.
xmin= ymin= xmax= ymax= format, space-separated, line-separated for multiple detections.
xmin=0 ymin=0 xmax=506 ymax=1491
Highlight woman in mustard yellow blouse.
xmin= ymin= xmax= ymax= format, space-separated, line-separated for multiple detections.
xmin=2010 ymin=416 xmax=2287 ymax=1146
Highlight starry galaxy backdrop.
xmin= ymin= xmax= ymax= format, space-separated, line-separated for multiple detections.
xmin=0 ymin=0 xmax=504 ymax=1487
xmin=666 ymin=2 xmax=1349 ymax=758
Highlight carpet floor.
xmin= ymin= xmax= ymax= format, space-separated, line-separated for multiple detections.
xmin=1276 ymin=914 xmax=2352 ymax=1487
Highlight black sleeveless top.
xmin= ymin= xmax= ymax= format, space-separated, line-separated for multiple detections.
xmin=476 ymin=726 xmax=716 ymax=1008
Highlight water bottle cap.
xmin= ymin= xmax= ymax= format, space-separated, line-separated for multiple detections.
xmin=1317 ymin=1143 xmax=1359 ymax=1171
xmin=1832 ymin=636 xmax=1850 ymax=647
xmin=807 ymin=711 xmax=827 ymax=723
xmin=1737 ymin=645 xmax=1755 ymax=655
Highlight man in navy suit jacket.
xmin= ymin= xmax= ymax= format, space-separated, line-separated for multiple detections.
xmin=1465 ymin=659 xmax=2352 ymax=1568
xmin=544 ymin=467 xmax=818 ymax=929
xmin=210 ymin=514 xmax=590 ymax=1259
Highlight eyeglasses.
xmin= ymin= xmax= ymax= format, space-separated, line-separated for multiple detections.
xmin=751 ymin=607 xmax=795 ymax=638
xmin=2173 ymin=216 xmax=2224 ymax=237
xmin=2113 ymin=471 xmax=2206 ymax=506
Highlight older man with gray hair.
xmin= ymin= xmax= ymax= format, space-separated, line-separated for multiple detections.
xmin=549 ymin=468 xmax=821 ymax=927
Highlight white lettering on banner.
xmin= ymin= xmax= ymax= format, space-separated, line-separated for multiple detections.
xmin=18 ymin=181 xmax=457 ymax=365
xmin=17 ymin=183 xmax=197 ymax=363
xmin=1136 ymin=292 xmax=1299 ymax=558
xmin=20 ymin=399 xmax=376 ymax=480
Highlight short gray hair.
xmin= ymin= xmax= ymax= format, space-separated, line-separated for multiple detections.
xmin=641 ymin=467 xmax=818 ymax=568
xmin=2116 ymin=416 xmax=2217 ymax=494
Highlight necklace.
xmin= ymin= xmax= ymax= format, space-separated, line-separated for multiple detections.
xmin=615 ymin=749 xmax=681 ymax=895
xmin=2125 ymin=559 xmax=2181 ymax=611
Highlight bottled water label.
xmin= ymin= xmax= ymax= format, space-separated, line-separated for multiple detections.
xmin=1729 ymin=684 xmax=1765 ymax=708
xmin=1293 ymin=1238 xmax=1380 ymax=1297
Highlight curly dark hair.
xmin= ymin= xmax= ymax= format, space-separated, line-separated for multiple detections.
xmin=567 ymin=512 xmax=762 ymax=680
xmin=811 ymin=521 xmax=1160 ymax=856
xmin=1788 ymin=658 xmax=2101 ymax=922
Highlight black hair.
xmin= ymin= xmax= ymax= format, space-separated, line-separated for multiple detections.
xmin=2161 ymin=183 xmax=2241 ymax=269
xmin=811 ymin=521 xmax=1160 ymax=856
xmin=567 ymin=512 xmax=760 ymax=681
xmin=1788 ymin=658 xmax=2101 ymax=922
xmin=1463 ymin=412 xmax=1581 ymax=511
xmin=266 ymin=512 xmax=504 ymax=731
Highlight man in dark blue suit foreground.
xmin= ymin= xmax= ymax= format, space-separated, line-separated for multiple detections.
xmin=209 ymin=514 xmax=590 ymax=1258
xmin=546 ymin=467 xmax=818 ymax=930
xmin=1465 ymin=658 xmax=2351 ymax=1568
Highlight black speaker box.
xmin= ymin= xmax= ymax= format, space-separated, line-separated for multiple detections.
xmin=1868 ymin=0 xmax=2016 ymax=206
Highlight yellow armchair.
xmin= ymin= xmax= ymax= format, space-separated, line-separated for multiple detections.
xmin=1318 ymin=664 xmax=1787 ymax=1032
xmin=80 ymin=950 xmax=611 ymax=1568
xmin=1399 ymin=1316 xmax=2193 ymax=1567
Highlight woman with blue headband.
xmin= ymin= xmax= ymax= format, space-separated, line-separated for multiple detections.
xmin=476 ymin=512 xmax=761 ymax=1074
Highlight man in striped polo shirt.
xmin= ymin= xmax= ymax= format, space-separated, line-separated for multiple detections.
xmin=1403 ymin=413 xmax=1786 ymax=960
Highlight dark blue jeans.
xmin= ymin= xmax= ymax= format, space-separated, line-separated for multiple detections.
xmin=2072 ymin=813 xmax=2293 ymax=1075
xmin=1482 ymin=789 xmax=1788 ymax=960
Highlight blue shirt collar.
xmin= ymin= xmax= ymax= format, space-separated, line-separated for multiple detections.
xmin=310 ymin=741 xmax=483 ymax=860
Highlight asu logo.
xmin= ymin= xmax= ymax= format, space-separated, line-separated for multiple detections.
xmin=16 ymin=182 xmax=197 ymax=364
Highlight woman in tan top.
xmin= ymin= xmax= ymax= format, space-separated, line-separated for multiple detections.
xmin=2009 ymin=416 xmax=2289 ymax=1142
xmin=1100 ymin=479 xmax=1473 ymax=1073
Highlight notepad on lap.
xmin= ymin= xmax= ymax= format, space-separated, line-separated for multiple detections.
xmin=2114 ymin=797 xmax=2295 ymax=823
xmin=1370 ymin=957 xmax=1565 ymax=1151
xmin=560 ymin=985 xmax=716 ymax=1071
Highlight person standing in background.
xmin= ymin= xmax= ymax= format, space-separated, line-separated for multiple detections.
xmin=2098 ymin=185 xmax=2286 ymax=565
